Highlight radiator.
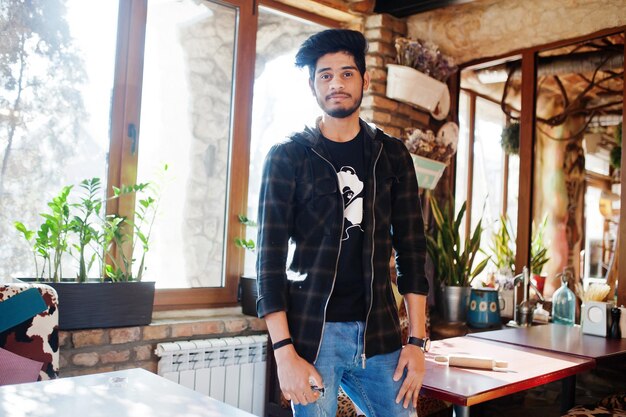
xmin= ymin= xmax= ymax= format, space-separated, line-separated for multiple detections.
xmin=155 ymin=335 xmax=268 ymax=416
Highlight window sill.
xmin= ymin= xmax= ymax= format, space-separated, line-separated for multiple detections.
xmin=151 ymin=306 xmax=258 ymax=324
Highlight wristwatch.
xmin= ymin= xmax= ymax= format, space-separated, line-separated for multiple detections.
xmin=407 ymin=336 xmax=431 ymax=352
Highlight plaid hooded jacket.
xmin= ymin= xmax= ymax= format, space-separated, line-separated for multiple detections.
xmin=256 ymin=119 xmax=429 ymax=364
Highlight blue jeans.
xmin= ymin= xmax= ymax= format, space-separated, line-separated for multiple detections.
xmin=292 ymin=321 xmax=417 ymax=417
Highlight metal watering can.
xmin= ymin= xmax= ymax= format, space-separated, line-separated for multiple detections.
xmin=467 ymin=287 xmax=504 ymax=328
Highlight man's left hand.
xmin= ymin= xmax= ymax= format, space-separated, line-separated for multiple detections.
xmin=393 ymin=344 xmax=425 ymax=409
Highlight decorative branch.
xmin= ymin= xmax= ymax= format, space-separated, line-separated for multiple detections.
xmin=554 ymin=75 xmax=570 ymax=108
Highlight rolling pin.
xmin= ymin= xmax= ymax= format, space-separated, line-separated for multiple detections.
xmin=434 ymin=355 xmax=508 ymax=370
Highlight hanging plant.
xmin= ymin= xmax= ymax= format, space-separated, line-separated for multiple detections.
xmin=500 ymin=122 xmax=520 ymax=155
xmin=610 ymin=122 xmax=622 ymax=169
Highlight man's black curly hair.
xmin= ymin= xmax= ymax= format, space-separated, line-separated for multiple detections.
xmin=295 ymin=29 xmax=368 ymax=80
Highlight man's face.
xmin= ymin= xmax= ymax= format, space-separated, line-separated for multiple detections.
xmin=310 ymin=52 xmax=369 ymax=119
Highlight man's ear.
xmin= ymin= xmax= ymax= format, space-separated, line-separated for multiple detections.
xmin=308 ymin=77 xmax=315 ymax=95
xmin=363 ymin=71 xmax=371 ymax=92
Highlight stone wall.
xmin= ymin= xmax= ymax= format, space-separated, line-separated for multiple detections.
xmin=58 ymin=313 xmax=267 ymax=377
xmin=181 ymin=5 xmax=236 ymax=287
xmin=361 ymin=14 xmax=431 ymax=138
xmin=407 ymin=0 xmax=626 ymax=64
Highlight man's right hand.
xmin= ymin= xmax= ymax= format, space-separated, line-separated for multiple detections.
xmin=274 ymin=345 xmax=323 ymax=405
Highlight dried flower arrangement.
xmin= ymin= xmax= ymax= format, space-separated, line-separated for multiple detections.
xmin=404 ymin=126 xmax=457 ymax=163
xmin=394 ymin=37 xmax=457 ymax=82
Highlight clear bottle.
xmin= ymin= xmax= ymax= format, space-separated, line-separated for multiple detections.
xmin=552 ymin=270 xmax=576 ymax=326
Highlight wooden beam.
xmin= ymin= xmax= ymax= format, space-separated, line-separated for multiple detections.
xmin=448 ymin=70 xmax=461 ymax=196
xmin=617 ymin=32 xmax=626 ymax=307
xmin=502 ymin=153 xmax=509 ymax=217
xmin=465 ymin=92 xmax=476 ymax=239
xmin=106 ymin=0 xmax=147 ymax=265
xmin=259 ymin=0 xmax=343 ymax=28
xmin=515 ymin=51 xmax=537 ymax=276
xmin=267 ymin=0 xmax=360 ymax=24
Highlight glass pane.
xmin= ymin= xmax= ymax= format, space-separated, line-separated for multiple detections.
xmin=244 ymin=8 xmax=326 ymax=276
xmin=1 ymin=0 xmax=116 ymax=280
xmin=137 ymin=0 xmax=237 ymax=288
xmin=469 ymin=97 xmax=506 ymax=281
xmin=583 ymin=186 xmax=606 ymax=279
xmin=506 ymin=153 xmax=520 ymax=229
xmin=471 ymin=97 xmax=505 ymax=232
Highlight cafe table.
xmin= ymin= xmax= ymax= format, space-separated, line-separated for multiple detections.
xmin=0 ymin=368 xmax=256 ymax=417
xmin=467 ymin=322 xmax=626 ymax=361
xmin=420 ymin=336 xmax=595 ymax=417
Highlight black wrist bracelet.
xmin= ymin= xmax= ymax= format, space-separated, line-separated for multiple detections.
xmin=272 ymin=337 xmax=293 ymax=351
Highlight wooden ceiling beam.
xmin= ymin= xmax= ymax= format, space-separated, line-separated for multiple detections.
xmin=262 ymin=0 xmax=373 ymax=24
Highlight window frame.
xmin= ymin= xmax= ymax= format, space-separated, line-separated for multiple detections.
xmin=456 ymin=26 xmax=626 ymax=306
xmin=107 ymin=0 xmax=342 ymax=311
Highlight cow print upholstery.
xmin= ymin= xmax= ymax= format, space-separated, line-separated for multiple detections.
xmin=0 ymin=283 xmax=59 ymax=381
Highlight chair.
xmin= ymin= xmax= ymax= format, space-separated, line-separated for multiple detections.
xmin=563 ymin=393 xmax=626 ymax=416
xmin=0 ymin=282 xmax=59 ymax=383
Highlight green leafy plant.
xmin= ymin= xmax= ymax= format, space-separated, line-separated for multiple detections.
xmin=610 ymin=122 xmax=622 ymax=169
xmin=501 ymin=122 xmax=520 ymax=155
xmin=487 ymin=214 xmax=551 ymax=276
xmin=234 ymin=214 xmax=257 ymax=253
xmin=15 ymin=167 xmax=167 ymax=283
xmin=15 ymin=186 xmax=73 ymax=282
xmin=530 ymin=215 xmax=550 ymax=275
xmin=489 ymin=215 xmax=515 ymax=275
xmin=104 ymin=167 xmax=167 ymax=282
xmin=425 ymin=196 xmax=490 ymax=287
xmin=69 ymin=178 xmax=103 ymax=283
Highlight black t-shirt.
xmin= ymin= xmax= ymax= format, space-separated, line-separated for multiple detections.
xmin=322 ymin=130 xmax=367 ymax=322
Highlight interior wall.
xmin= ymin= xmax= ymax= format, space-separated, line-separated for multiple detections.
xmin=406 ymin=0 xmax=626 ymax=64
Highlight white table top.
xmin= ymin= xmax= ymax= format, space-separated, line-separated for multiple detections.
xmin=0 ymin=368 xmax=256 ymax=417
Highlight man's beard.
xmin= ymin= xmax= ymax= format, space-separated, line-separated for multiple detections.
xmin=317 ymin=89 xmax=363 ymax=119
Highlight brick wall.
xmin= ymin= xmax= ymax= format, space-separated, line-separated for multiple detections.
xmin=58 ymin=313 xmax=267 ymax=377
xmin=361 ymin=14 xmax=430 ymax=139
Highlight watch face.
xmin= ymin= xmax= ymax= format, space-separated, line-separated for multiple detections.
xmin=423 ymin=338 xmax=431 ymax=352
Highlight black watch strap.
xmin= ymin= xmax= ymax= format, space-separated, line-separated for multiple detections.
xmin=407 ymin=336 xmax=430 ymax=352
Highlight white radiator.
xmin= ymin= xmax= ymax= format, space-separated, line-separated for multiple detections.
xmin=155 ymin=335 xmax=268 ymax=416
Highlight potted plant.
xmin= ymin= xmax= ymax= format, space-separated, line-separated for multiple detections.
xmin=386 ymin=37 xmax=457 ymax=112
xmin=501 ymin=122 xmax=520 ymax=155
xmin=488 ymin=215 xmax=516 ymax=317
xmin=488 ymin=214 xmax=550 ymax=296
xmin=610 ymin=122 xmax=622 ymax=170
xmin=426 ymin=196 xmax=490 ymax=322
xmin=403 ymin=126 xmax=458 ymax=190
xmin=234 ymin=214 xmax=257 ymax=317
xmin=14 ymin=169 xmax=166 ymax=330
xmin=530 ymin=215 xmax=550 ymax=294
xmin=489 ymin=215 xmax=516 ymax=277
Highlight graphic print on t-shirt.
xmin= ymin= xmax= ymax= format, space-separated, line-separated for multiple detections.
xmin=337 ymin=166 xmax=363 ymax=241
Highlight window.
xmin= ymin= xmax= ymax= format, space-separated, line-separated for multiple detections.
xmin=1 ymin=0 xmax=339 ymax=309
xmin=455 ymin=90 xmax=519 ymax=279
xmin=0 ymin=0 xmax=117 ymax=279
xmin=137 ymin=0 xmax=239 ymax=289
xmin=244 ymin=7 xmax=327 ymax=276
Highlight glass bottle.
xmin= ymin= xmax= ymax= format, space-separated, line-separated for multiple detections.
xmin=610 ymin=307 xmax=622 ymax=339
xmin=552 ymin=271 xmax=576 ymax=326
